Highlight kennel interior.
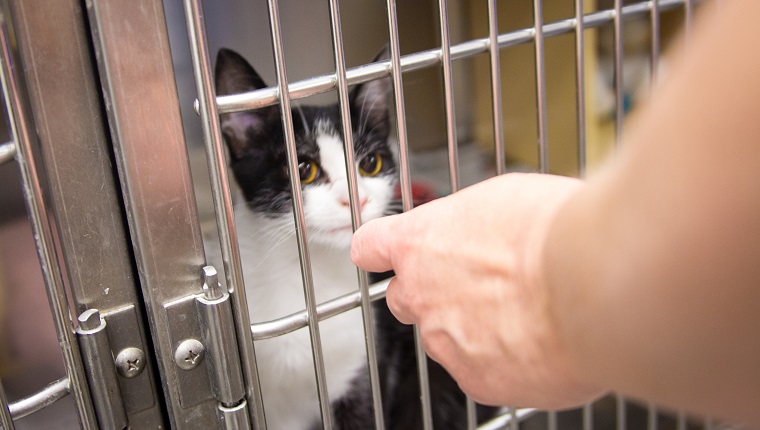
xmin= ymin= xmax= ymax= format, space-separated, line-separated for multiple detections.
xmin=0 ymin=0 xmax=730 ymax=429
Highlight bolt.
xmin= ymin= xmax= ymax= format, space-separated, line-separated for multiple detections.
xmin=115 ymin=347 xmax=146 ymax=378
xmin=202 ymin=265 xmax=224 ymax=300
xmin=174 ymin=339 xmax=205 ymax=371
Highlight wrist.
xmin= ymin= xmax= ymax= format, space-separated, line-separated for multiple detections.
xmin=535 ymin=178 xmax=607 ymax=404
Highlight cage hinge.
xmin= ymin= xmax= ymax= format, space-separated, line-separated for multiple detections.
xmin=164 ymin=265 xmax=250 ymax=427
xmin=75 ymin=305 xmax=158 ymax=430
xmin=76 ymin=309 xmax=128 ymax=430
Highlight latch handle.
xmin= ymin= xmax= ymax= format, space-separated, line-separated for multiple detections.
xmin=76 ymin=309 xmax=128 ymax=430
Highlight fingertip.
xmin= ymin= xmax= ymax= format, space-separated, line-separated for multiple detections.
xmin=350 ymin=217 xmax=394 ymax=273
xmin=349 ymin=226 xmax=366 ymax=266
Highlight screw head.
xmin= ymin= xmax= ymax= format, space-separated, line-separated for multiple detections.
xmin=115 ymin=347 xmax=146 ymax=378
xmin=174 ymin=339 xmax=205 ymax=371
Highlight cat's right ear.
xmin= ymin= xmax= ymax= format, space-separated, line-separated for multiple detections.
xmin=215 ymin=48 xmax=272 ymax=159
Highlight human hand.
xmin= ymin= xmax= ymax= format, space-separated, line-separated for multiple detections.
xmin=351 ymin=173 xmax=603 ymax=409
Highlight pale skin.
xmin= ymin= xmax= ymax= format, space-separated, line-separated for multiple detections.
xmin=351 ymin=0 xmax=760 ymax=425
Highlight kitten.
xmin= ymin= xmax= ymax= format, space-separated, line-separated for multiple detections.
xmin=214 ymin=47 xmax=498 ymax=430
xmin=215 ymin=47 xmax=396 ymax=430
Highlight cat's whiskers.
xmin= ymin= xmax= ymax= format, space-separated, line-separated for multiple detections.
xmin=257 ymin=223 xmax=293 ymax=248
xmin=245 ymin=220 xmax=297 ymax=271
xmin=295 ymin=103 xmax=310 ymax=135
xmin=357 ymin=93 xmax=383 ymax=136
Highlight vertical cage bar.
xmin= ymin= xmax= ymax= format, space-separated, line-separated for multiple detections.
xmin=265 ymin=0 xmax=333 ymax=428
xmin=487 ymin=0 xmax=506 ymax=175
xmin=613 ymin=0 xmax=625 ymax=145
xmin=325 ymin=0 xmax=385 ymax=428
xmin=465 ymin=398 xmax=477 ymax=430
xmin=533 ymin=0 xmax=549 ymax=173
xmin=384 ymin=4 xmax=412 ymax=211
xmin=583 ymin=403 xmax=594 ymax=430
xmin=684 ymin=0 xmax=694 ymax=36
xmin=647 ymin=403 xmax=658 ymax=430
xmin=384 ymin=1 xmax=434 ymax=428
xmin=0 ymin=380 xmax=14 ymax=430
xmin=650 ymin=0 xmax=661 ymax=84
xmin=704 ymin=417 xmax=714 ymax=430
xmin=182 ymin=0 xmax=267 ymax=427
xmin=438 ymin=0 xmax=460 ymax=193
xmin=574 ymin=0 xmax=587 ymax=176
xmin=677 ymin=412 xmax=687 ymax=430
xmin=510 ymin=408 xmax=518 ymax=430
xmin=547 ymin=411 xmax=558 ymax=430
xmin=0 ymin=11 xmax=97 ymax=429
xmin=616 ymin=395 xmax=627 ymax=430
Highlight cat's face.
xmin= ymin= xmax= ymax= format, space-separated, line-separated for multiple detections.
xmin=215 ymin=48 xmax=397 ymax=249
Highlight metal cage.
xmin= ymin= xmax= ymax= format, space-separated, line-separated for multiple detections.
xmin=0 ymin=0 xmax=722 ymax=429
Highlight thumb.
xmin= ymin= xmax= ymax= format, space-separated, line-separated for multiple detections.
xmin=351 ymin=215 xmax=401 ymax=273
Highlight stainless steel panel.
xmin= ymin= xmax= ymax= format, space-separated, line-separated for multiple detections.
xmin=3 ymin=0 xmax=165 ymax=425
xmin=0 ymin=2 xmax=97 ymax=427
xmin=84 ymin=0 xmax=218 ymax=427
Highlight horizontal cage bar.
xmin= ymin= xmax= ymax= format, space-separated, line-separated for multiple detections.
xmin=8 ymin=378 xmax=70 ymax=420
xmin=0 ymin=140 xmax=14 ymax=165
xmin=252 ymin=279 xmax=390 ymax=340
xmin=212 ymin=0 xmax=687 ymax=115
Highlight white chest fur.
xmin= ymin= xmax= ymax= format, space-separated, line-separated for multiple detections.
xmin=236 ymin=211 xmax=368 ymax=430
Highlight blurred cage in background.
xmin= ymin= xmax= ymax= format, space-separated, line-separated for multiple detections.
xmin=0 ymin=0 xmax=735 ymax=429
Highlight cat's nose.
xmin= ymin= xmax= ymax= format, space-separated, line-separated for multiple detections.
xmin=340 ymin=197 xmax=368 ymax=210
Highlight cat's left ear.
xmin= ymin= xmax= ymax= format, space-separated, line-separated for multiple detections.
xmin=349 ymin=46 xmax=391 ymax=137
xmin=215 ymin=48 xmax=278 ymax=160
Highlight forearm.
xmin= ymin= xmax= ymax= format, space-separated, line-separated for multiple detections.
xmin=545 ymin=0 xmax=760 ymax=422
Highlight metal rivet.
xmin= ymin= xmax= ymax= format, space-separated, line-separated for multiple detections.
xmin=174 ymin=339 xmax=205 ymax=371
xmin=115 ymin=347 xmax=146 ymax=378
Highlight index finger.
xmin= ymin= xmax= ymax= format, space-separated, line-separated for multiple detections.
xmin=350 ymin=214 xmax=402 ymax=273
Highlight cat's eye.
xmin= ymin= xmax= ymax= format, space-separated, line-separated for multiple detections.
xmin=359 ymin=152 xmax=383 ymax=177
xmin=299 ymin=160 xmax=320 ymax=184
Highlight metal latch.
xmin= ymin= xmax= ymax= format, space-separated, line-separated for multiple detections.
xmin=75 ymin=304 xmax=157 ymax=430
xmin=76 ymin=309 xmax=128 ymax=430
xmin=165 ymin=265 xmax=250 ymax=428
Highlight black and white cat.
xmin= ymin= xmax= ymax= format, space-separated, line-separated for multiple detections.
xmin=215 ymin=47 xmax=396 ymax=430
xmin=214 ymin=47 xmax=498 ymax=430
